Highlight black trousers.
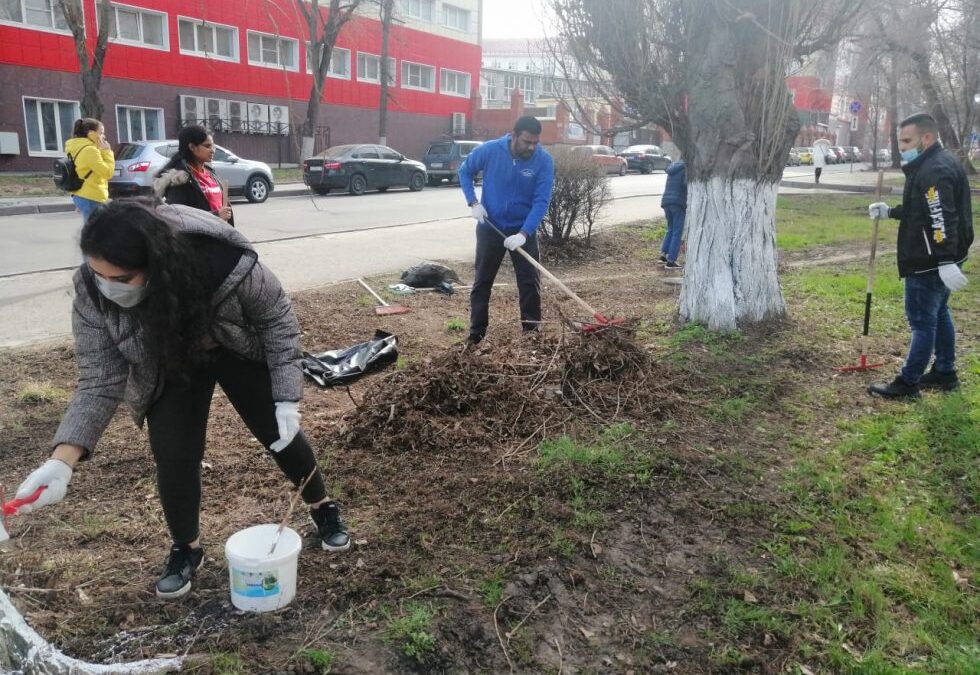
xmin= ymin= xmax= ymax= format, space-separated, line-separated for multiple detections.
xmin=469 ymin=225 xmax=541 ymax=339
xmin=146 ymin=349 xmax=326 ymax=544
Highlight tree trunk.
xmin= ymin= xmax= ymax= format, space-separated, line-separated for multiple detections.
xmin=910 ymin=50 xmax=961 ymax=153
xmin=378 ymin=0 xmax=393 ymax=145
xmin=679 ymin=179 xmax=784 ymax=329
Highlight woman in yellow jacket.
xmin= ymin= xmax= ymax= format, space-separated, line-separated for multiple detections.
xmin=63 ymin=118 xmax=115 ymax=222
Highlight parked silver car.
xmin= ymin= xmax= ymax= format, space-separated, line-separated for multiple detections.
xmin=109 ymin=140 xmax=275 ymax=203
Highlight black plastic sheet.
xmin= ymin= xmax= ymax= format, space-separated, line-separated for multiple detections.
xmin=400 ymin=262 xmax=460 ymax=288
xmin=301 ymin=330 xmax=398 ymax=387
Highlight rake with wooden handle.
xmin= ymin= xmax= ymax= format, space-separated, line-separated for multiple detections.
xmin=358 ymin=278 xmax=410 ymax=316
xmin=484 ymin=218 xmax=624 ymax=331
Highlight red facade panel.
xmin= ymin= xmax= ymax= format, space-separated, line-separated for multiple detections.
xmin=0 ymin=0 xmax=479 ymax=118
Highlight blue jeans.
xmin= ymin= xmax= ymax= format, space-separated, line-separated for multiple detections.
xmin=661 ymin=205 xmax=686 ymax=262
xmin=901 ymin=272 xmax=956 ymax=384
xmin=72 ymin=195 xmax=102 ymax=223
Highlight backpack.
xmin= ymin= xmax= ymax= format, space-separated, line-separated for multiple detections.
xmin=53 ymin=152 xmax=91 ymax=192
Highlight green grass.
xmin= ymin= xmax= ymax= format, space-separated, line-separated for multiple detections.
xmin=445 ymin=317 xmax=466 ymax=332
xmin=776 ymin=194 xmax=880 ymax=250
xmin=0 ymin=172 xmax=62 ymax=198
xmin=384 ymin=602 xmax=438 ymax=664
xmin=16 ymin=381 xmax=70 ymax=404
xmin=272 ymin=167 xmax=303 ymax=184
xmin=297 ymin=648 xmax=334 ymax=674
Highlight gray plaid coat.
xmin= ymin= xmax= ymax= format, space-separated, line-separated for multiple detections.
xmin=52 ymin=203 xmax=302 ymax=456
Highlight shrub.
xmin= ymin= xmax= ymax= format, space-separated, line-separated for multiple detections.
xmin=540 ymin=147 xmax=610 ymax=244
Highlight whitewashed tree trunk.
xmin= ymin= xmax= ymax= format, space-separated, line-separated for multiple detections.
xmin=301 ymin=135 xmax=315 ymax=160
xmin=0 ymin=589 xmax=183 ymax=673
xmin=678 ymin=178 xmax=785 ymax=330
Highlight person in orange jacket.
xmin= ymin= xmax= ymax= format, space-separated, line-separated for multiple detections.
xmin=63 ymin=118 xmax=115 ymax=223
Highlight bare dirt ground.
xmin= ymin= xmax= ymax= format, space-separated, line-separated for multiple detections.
xmin=0 ymin=225 xmax=959 ymax=674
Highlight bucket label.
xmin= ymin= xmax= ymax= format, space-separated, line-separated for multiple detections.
xmin=231 ymin=568 xmax=281 ymax=598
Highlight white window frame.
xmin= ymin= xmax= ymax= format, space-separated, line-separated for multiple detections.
xmin=176 ymin=15 xmax=239 ymax=62
xmin=114 ymin=104 xmax=165 ymax=143
xmin=247 ymin=29 xmax=299 ymax=71
xmin=356 ymin=52 xmax=396 ymax=86
xmin=0 ymin=0 xmax=72 ymax=35
xmin=401 ymin=60 xmax=435 ymax=92
xmin=104 ymin=2 xmax=169 ymax=52
xmin=440 ymin=68 xmax=470 ymax=98
xmin=442 ymin=3 xmax=469 ymax=31
xmin=402 ymin=0 xmax=433 ymax=21
xmin=327 ymin=46 xmax=351 ymax=79
xmin=22 ymin=95 xmax=79 ymax=157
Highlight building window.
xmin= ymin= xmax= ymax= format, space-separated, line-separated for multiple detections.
xmin=116 ymin=105 xmax=163 ymax=143
xmin=442 ymin=4 xmax=469 ymax=31
xmin=106 ymin=3 xmax=168 ymax=50
xmin=357 ymin=52 xmax=396 ymax=86
xmin=248 ymin=31 xmax=298 ymax=70
xmin=177 ymin=17 xmax=237 ymax=60
xmin=306 ymin=44 xmax=351 ymax=78
xmin=401 ymin=61 xmax=435 ymax=91
xmin=23 ymin=96 xmax=78 ymax=156
xmin=0 ymin=0 xmax=68 ymax=31
xmin=402 ymin=0 xmax=433 ymax=21
xmin=440 ymin=69 xmax=470 ymax=97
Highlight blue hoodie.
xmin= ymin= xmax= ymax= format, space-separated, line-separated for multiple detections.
xmin=459 ymin=134 xmax=555 ymax=237
xmin=660 ymin=161 xmax=687 ymax=208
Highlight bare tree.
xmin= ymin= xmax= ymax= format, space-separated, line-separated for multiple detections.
xmin=551 ymin=0 xmax=864 ymax=330
xmin=297 ymin=0 xmax=363 ymax=158
xmin=57 ymin=0 xmax=112 ymax=119
xmin=377 ymin=0 xmax=395 ymax=145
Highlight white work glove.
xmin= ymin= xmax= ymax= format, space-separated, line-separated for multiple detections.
xmin=937 ymin=264 xmax=968 ymax=292
xmin=13 ymin=459 xmax=73 ymax=513
xmin=868 ymin=202 xmax=890 ymax=219
xmin=269 ymin=401 xmax=301 ymax=452
xmin=470 ymin=203 xmax=488 ymax=223
xmin=503 ymin=233 xmax=527 ymax=251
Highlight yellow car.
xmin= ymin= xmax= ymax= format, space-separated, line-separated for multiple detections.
xmin=794 ymin=147 xmax=813 ymax=165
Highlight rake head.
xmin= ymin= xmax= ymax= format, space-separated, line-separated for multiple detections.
xmin=374 ymin=304 xmax=411 ymax=316
xmin=579 ymin=313 xmax=627 ymax=333
xmin=836 ymin=354 xmax=885 ymax=373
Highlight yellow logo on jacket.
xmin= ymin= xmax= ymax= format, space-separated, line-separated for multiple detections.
xmin=925 ymin=186 xmax=946 ymax=243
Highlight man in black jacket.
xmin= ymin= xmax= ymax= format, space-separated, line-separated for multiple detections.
xmin=867 ymin=113 xmax=974 ymax=398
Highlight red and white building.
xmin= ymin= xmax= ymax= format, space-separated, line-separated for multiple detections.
xmin=0 ymin=0 xmax=482 ymax=170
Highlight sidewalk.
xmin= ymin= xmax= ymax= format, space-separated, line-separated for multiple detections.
xmin=0 ymin=182 xmax=312 ymax=217
xmin=0 ymin=169 xmax=906 ymax=218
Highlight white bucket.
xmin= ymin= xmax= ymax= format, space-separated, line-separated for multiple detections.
xmin=224 ymin=524 xmax=302 ymax=612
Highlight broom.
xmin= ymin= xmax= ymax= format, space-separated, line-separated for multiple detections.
xmin=358 ymin=278 xmax=410 ymax=316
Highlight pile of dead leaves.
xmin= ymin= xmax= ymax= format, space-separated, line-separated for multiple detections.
xmin=336 ymin=325 xmax=676 ymax=454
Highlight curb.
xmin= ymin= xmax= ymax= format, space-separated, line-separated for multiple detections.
xmin=0 ymin=183 xmax=312 ymax=218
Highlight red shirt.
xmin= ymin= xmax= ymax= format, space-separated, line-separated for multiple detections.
xmin=191 ymin=166 xmax=224 ymax=213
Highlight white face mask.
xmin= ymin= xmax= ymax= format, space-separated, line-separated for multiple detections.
xmin=95 ymin=276 xmax=148 ymax=308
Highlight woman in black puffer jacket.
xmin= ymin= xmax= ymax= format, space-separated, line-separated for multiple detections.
xmin=154 ymin=125 xmax=235 ymax=227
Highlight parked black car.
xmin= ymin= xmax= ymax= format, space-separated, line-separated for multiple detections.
xmin=618 ymin=145 xmax=671 ymax=173
xmin=303 ymin=144 xmax=427 ymax=195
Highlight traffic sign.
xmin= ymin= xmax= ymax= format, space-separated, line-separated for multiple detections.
xmin=849 ymin=100 xmax=862 ymax=114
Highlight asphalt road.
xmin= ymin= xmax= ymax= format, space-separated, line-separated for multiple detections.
xmin=0 ymin=164 xmax=863 ymax=347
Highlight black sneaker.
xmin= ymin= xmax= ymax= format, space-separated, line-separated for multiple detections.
xmin=155 ymin=543 xmax=204 ymax=599
xmin=664 ymin=260 xmax=683 ymax=269
xmin=311 ymin=501 xmax=351 ymax=552
xmin=658 ymin=254 xmax=668 ymax=263
xmin=868 ymin=376 xmax=921 ymax=399
xmin=918 ymin=368 xmax=959 ymax=391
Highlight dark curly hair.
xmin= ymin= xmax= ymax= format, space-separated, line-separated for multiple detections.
xmin=80 ymin=198 xmax=212 ymax=377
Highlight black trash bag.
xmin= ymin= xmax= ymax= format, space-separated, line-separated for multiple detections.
xmin=400 ymin=262 xmax=460 ymax=288
xmin=432 ymin=280 xmax=455 ymax=295
xmin=301 ymin=330 xmax=398 ymax=387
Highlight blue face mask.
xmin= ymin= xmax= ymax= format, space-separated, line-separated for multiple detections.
xmin=900 ymin=147 xmax=920 ymax=163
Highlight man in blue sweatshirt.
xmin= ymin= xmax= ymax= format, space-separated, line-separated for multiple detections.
xmin=459 ymin=116 xmax=555 ymax=345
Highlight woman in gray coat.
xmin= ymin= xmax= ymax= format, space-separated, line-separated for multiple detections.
xmin=12 ymin=199 xmax=350 ymax=599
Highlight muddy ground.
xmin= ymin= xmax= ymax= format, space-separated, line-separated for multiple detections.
xmin=0 ymin=225 xmax=945 ymax=674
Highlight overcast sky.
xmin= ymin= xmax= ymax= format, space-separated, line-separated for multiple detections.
xmin=481 ymin=0 xmax=554 ymax=39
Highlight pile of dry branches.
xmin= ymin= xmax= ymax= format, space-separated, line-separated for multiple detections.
xmin=336 ymin=325 xmax=676 ymax=454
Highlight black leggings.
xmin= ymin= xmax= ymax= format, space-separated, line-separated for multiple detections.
xmin=146 ymin=349 xmax=326 ymax=544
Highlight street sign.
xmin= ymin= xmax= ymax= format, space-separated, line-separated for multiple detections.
xmin=849 ymin=100 xmax=862 ymax=114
